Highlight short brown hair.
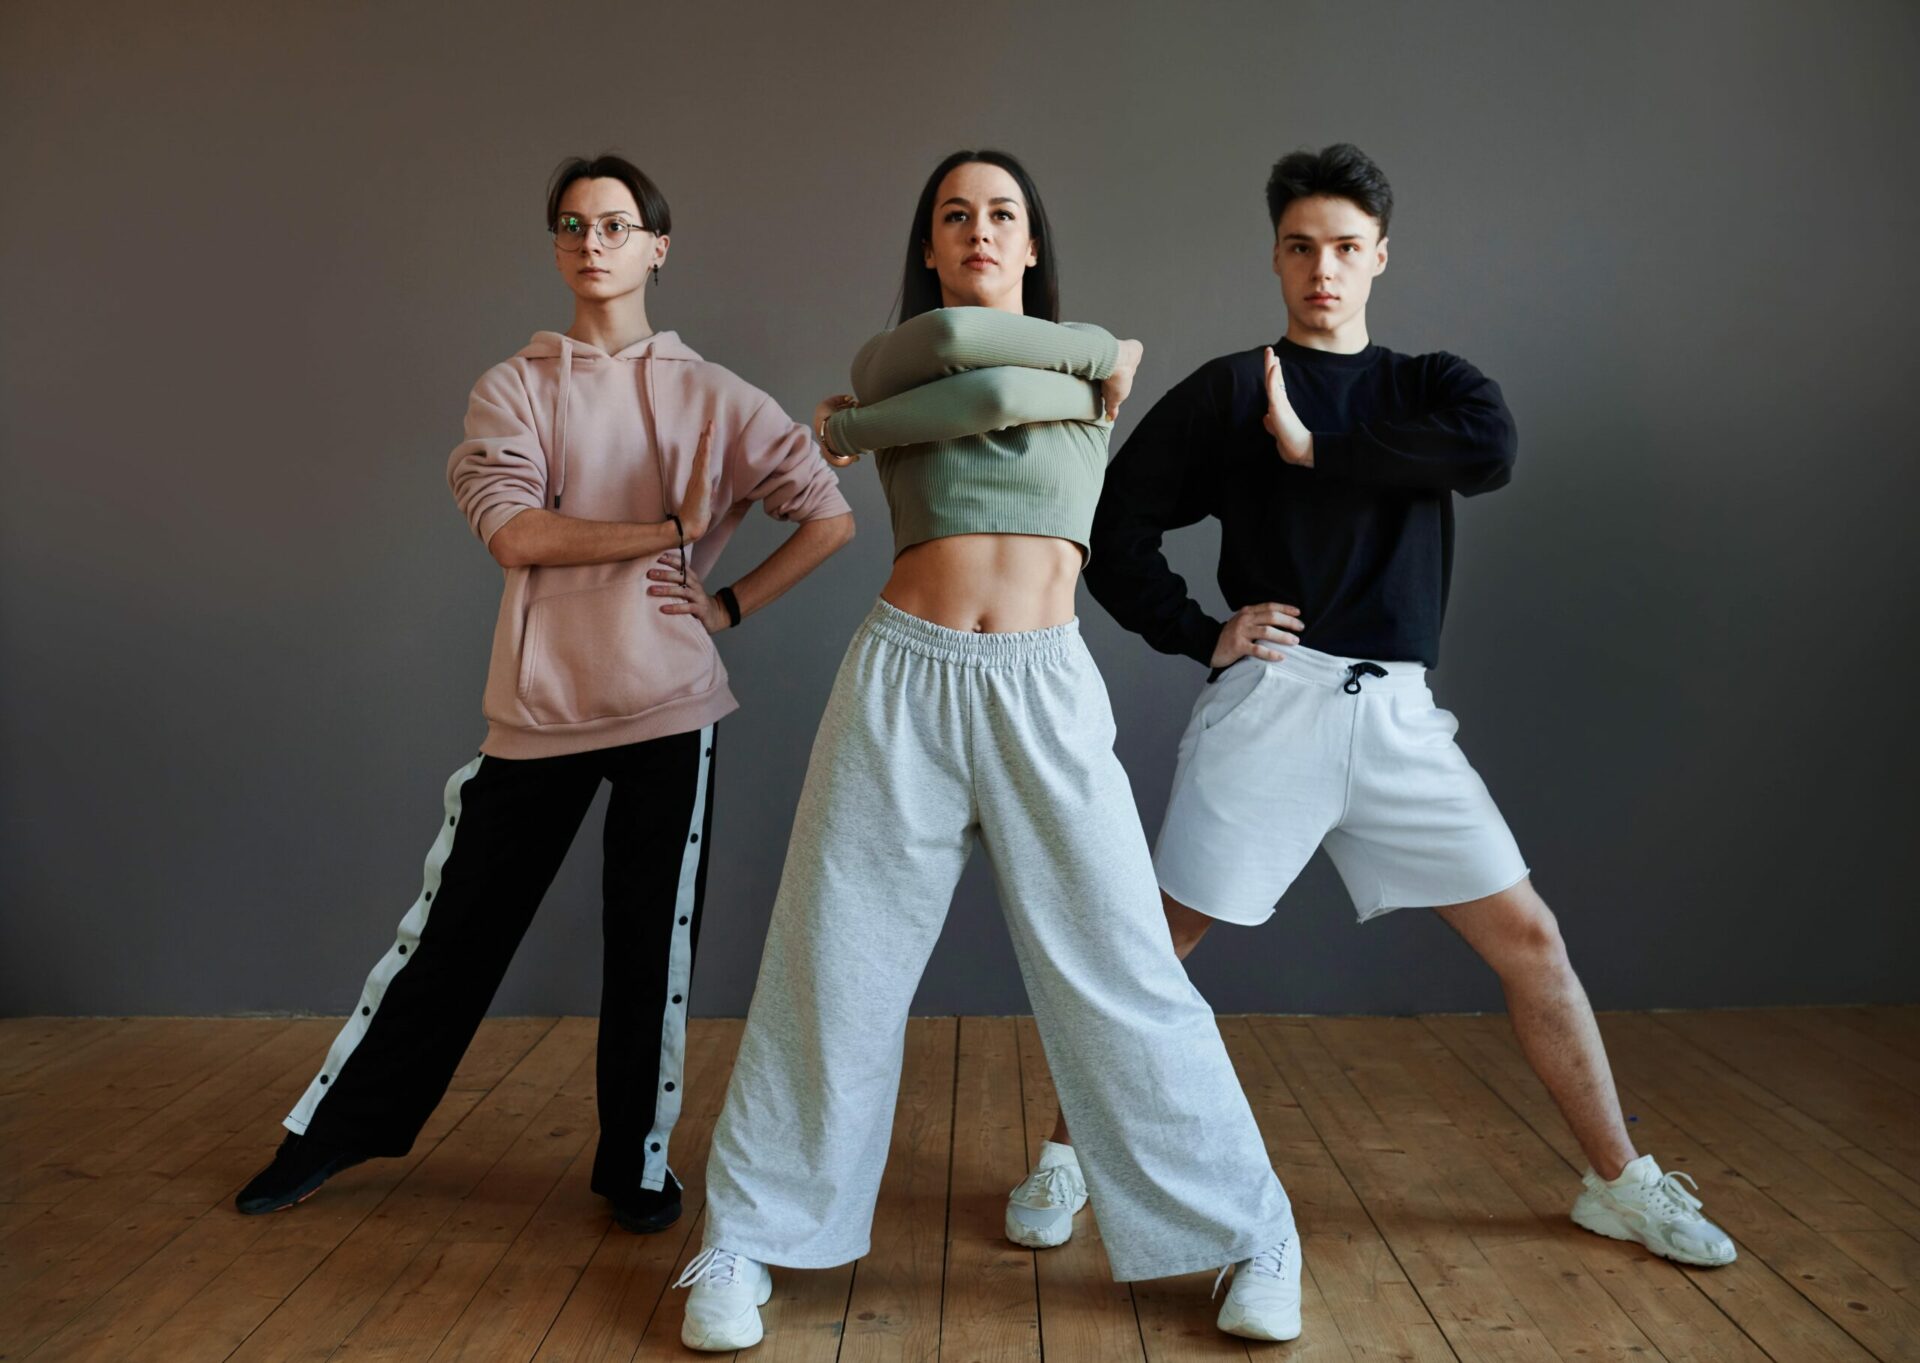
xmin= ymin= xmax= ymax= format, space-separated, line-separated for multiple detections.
xmin=545 ymin=154 xmax=672 ymax=235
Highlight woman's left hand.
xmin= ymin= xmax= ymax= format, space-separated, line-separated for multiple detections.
xmin=648 ymin=550 xmax=729 ymax=632
xmin=1102 ymin=339 xmax=1144 ymax=420
xmin=813 ymin=394 xmax=861 ymax=466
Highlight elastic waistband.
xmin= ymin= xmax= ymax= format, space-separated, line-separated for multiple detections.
xmin=859 ymin=597 xmax=1081 ymax=667
xmin=1263 ymin=643 xmax=1426 ymax=691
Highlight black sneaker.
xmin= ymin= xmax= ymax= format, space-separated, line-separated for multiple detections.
xmin=233 ymin=1131 xmax=370 ymax=1214
xmin=607 ymin=1169 xmax=683 ymax=1234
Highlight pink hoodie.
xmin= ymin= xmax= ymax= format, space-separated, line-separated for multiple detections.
xmin=447 ymin=330 xmax=850 ymax=759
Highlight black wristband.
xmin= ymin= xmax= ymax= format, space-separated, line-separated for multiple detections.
xmin=716 ymin=585 xmax=742 ymax=628
xmin=666 ymin=514 xmax=686 ymax=583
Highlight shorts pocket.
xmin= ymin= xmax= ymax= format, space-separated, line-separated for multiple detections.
xmin=1199 ymin=659 xmax=1270 ymax=734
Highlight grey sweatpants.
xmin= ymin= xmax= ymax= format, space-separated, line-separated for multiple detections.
xmin=705 ymin=599 xmax=1293 ymax=1281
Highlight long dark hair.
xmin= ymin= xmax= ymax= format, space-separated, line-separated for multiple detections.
xmin=896 ymin=149 xmax=1060 ymax=324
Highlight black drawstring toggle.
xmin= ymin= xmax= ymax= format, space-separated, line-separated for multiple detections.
xmin=1343 ymin=662 xmax=1388 ymax=694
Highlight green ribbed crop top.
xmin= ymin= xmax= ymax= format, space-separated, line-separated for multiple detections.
xmin=821 ymin=307 xmax=1120 ymax=557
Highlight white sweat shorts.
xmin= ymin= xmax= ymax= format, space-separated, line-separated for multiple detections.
xmin=1153 ymin=644 xmax=1529 ymax=924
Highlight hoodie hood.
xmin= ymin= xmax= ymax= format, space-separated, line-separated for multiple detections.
xmin=516 ymin=329 xmax=703 ymax=363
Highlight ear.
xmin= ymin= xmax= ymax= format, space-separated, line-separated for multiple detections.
xmin=654 ymin=233 xmax=671 ymax=269
xmin=923 ymin=239 xmax=936 ymax=270
xmin=1373 ymin=235 xmax=1389 ymax=276
xmin=1027 ymin=237 xmax=1038 ymax=267
xmin=1271 ymin=232 xmax=1285 ymax=278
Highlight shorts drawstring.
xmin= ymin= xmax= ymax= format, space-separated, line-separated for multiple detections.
xmin=1342 ymin=662 xmax=1388 ymax=694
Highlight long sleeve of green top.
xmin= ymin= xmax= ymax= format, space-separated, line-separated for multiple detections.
xmin=823 ymin=307 xmax=1122 ymax=558
xmin=847 ymin=306 xmax=1120 ymax=402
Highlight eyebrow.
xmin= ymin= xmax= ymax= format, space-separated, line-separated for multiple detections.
xmin=1283 ymin=232 xmax=1367 ymax=243
xmin=940 ymin=197 xmax=1021 ymax=209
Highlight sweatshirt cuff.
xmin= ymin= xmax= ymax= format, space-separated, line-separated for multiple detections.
xmin=1311 ymin=431 xmax=1354 ymax=479
xmin=478 ymin=501 xmax=535 ymax=548
xmin=1179 ymin=613 xmax=1223 ymax=668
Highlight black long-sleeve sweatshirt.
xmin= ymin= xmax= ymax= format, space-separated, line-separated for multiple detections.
xmin=1085 ymin=336 xmax=1517 ymax=670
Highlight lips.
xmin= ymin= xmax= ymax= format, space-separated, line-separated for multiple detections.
xmin=963 ymin=254 xmax=998 ymax=268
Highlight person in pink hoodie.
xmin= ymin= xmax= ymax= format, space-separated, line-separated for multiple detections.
xmin=235 ymin=155 xmax=854 ymax=1233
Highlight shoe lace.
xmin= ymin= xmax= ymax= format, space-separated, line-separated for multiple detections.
xmin=673 ymin=1246 xmax=742 ymax=1290
xmin=1018 ymin=1164 xmax=1079 ymax=1204
xmin=1647 ymin=1169 xmax=1705 ymax=1220
xmin=1211 ymin=1237 xmax=1290 ymax=1298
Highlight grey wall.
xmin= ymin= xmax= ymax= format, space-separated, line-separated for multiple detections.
xmin=3 ymin=1 xmax=1916 ymax=1019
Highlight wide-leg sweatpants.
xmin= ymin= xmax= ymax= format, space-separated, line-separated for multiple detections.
xmin=704 ymin=601 xmax=1293 ymax=1281
xmin=285 ymin=726 xmax=716 ymax=1197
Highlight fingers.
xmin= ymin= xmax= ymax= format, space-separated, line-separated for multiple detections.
xmin=1240 ymin=602 xmax=1304 ymax=627
xmin=1263 ymin=348 xmax=1289 ymax=413
xmin=648 ymin=561 xmax=702 ymax=590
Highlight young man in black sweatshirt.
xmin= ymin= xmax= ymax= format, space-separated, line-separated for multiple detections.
xmin=1005 ymin=145 xmax=1736 ymax=1284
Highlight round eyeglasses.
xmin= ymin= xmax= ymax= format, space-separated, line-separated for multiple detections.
xmin=553 ymin=213 xmax=652 ymax=251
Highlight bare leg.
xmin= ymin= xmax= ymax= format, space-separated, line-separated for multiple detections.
xmin=1050 ymin=891 xmax=1216 ymax=1146
xmin=1435 ymin=878 xmax=1637 ymax=1179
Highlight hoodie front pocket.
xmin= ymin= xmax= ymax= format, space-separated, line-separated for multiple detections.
xmin=516 ymin=574 xmax=719 ymax=727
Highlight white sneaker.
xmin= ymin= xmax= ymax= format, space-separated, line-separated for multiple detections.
xmin=1571 ymin=1154 xmax=1737 ymax=1267
xmin=1005 ymin=1140 xmax=1089 ymax=1249
xmin=1214 ymin=1234 xmax=1303 ymax=1341
xmin=677 ymin=1246 xmax=773 ymax=1351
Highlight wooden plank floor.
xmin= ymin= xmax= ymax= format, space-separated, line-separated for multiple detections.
xmin=1 ymin=1010 xmax=1916 ymax=1362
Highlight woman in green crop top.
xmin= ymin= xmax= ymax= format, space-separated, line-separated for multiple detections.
xmin=682 ymin=151 xmax=1298 ymax=1353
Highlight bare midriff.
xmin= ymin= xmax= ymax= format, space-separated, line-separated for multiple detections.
xmin=880 ymin=533 xmax=1081 ymax=633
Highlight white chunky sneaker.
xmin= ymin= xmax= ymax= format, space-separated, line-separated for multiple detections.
xmin=1571 ymin=1154 xmax=1737 ymax=1267
xmin=1005 ymin=1140 xmax=1089 ymax=1249
xmin=1215 ymin=1234 xmax=1303 ymax=1341
xmin=677 ymin=1246 xmax=773 ymax=1351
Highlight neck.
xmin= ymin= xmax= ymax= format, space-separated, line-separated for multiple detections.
xmin=567 ymin=293 xmax=654 ymax=353
xmin=941 ymin=286 xmax=1023 ymax=315
xmin=1284 ymin=310 xmax=1370 ymax=354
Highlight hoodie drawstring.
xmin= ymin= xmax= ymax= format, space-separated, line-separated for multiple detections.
xmin=641 ymin=356 xmax=687 ymax=584
xmin=552 ymin=335 xmax=574 ymax=510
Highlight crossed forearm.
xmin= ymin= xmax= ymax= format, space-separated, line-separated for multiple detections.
xmin=488 ymin=509 xmax=685 ymax=569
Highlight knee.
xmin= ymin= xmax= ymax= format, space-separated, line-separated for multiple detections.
xmin=1483 ymin=896 xmax=1571 ymax=979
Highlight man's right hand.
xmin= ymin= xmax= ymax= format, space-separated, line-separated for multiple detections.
xmin=1211 ymin=602 xmax=1306 ymax=668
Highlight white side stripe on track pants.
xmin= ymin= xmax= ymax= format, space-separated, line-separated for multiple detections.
xmin=284 ymin=755 xmax=483 ymax=1134
xmin=639 ymin=723 xmax=713 ymax=1190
